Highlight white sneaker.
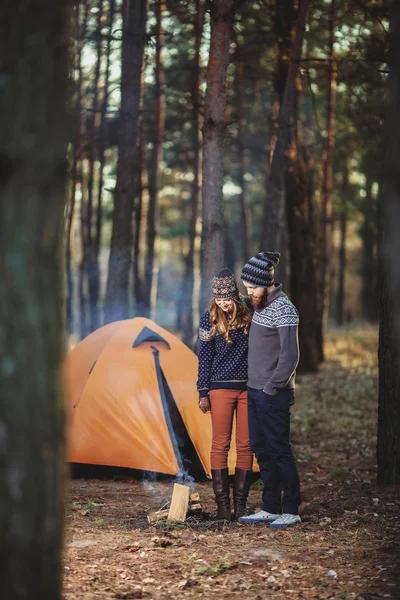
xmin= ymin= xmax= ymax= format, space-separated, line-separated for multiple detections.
xmin=269 ymin=513 xmax=301 ymax=529
xmin=238 ymin=510 xmax=281 ymax=524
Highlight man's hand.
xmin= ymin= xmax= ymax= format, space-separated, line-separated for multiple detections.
xmin=198 ymin=394 xmax=211 ymax=414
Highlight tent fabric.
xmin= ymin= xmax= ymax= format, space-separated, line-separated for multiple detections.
xmin=64 ymin=318 xmax=258 ymax=478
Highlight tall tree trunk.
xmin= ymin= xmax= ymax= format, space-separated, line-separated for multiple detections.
xmin=0 ymin=0 xmax=71 ymax=596
xmin=201 ymin=0 xmax=235 ymax=310
xmin=66 ymin=0 xmax=89 ymax=334
xmin=133 ymin=117 xmax=146 ymax=315
xmin=235 ymin=58 xmax=250 ymax=264
xmin=79 ymin=158 xmax=89 ymax=339
xmin=336 ymin=168 xmax=348 ymax=326
xmin=144 ymin=0 xmax=166 ymax=319
xmin=259 ymin=0 xmax=309 ymax=260
xmin=86 ymin=0 xmax=104 ymax=333
xmin=262 ymin=0 xmax=295 ymax=280
xmin=360 ymin=177 xmax=378 ymax=322
xmin=377 ymin=1 xmax=400 ymax=485
xmin=104 ymin=0 xmax=147 ymax=323
xmin=96 ymin=0 xmax=116 ymax=323
xmin=286 ymin=84 xmax=319 ymax=373
xmin=316 ymin=0 xmax=337 ymax=362
xmin=179 ymin=0 xmax=205 ymax=346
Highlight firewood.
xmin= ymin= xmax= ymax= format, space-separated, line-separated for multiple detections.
xmin=189 ymin=492 xmax=201 ymax=504
xmin=167 ymin=483 xmax=190 ymax=522
xmin=147 ymin=509 xmax=169 ymax=524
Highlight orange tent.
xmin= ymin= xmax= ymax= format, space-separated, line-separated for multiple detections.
xmin=64 ymin=318 xmax=212 ymax=478
xmin=64 ymin=318 xmax=258 ymax=479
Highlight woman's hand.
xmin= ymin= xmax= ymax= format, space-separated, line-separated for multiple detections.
xmin=198 ymin=394 xmax=211 ymax=414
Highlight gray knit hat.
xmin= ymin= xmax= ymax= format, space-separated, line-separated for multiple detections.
xmin=211 ymin=268 xmax=240 ymax=299
xmin=240 ymin=252 xmax=281 ymax=288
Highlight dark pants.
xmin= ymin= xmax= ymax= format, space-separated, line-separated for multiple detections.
xmin=247 ymin=386 xmax=301 ymax=515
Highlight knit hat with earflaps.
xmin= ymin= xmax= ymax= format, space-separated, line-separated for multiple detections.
xmin=211 ymin=268 xmax=240 ymax=299
xmin=240 ymin=252 xmax=281 ymax=288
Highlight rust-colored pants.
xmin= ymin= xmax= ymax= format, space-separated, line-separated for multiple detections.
xmin=209 ymin=389 xmax=253 ymax=470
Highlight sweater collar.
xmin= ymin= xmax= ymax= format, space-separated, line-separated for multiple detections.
xmin=265 ymin=283 xmax=284 ymax=306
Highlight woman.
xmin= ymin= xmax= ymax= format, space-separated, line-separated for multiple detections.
xmin=197 ymin=268 xmax=253 ymax=521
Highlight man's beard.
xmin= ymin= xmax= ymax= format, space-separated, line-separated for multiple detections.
xmin=250 ymin=289 xmax=268 ymax=309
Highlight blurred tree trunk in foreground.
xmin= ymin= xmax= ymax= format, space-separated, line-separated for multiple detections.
xmin=0 ymin=0 xmax=72 ymax=596
xmin=105 ymin=0 xmax=147 ymax=323
xmin=201 ymin=0 xmax=236 ymax=310
xmin=377 ymin=1 xmax=400 ymax=485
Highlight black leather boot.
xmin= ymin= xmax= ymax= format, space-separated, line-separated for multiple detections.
xmin=212 ymin=468 xmax=231 ymax=521
xmin=233 ymin=468 xmax=253 ymax=519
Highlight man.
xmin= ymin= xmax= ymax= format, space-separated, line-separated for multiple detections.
xmin=238 ymin=251 xmax=301 ymax=529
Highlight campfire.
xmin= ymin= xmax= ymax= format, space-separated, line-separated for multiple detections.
xmin=147 ymin=484 xmax=202 ymax=524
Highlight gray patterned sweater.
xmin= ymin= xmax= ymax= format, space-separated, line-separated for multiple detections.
xmin=248 ymin=283 xmax=299 ymax=395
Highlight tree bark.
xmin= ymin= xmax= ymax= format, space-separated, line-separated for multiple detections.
xmin=86 ymin=0 xmax=104 ymax=333
xmin=0 ymin=0 xmax=72 ymax=596
xmin=336 ymin=171 xmax=348 ymax=326
xmin=360 ymin=177 xmax=378 ymax=322
xmin=286 ymin=85 xmax=319 ymax=373
xmin=201 ymin=0 xmax=235 ymax=310
xmin=133 ymin=117 xmax=146 ymax=315
xmin=377 ymin=1 xmax=400 ymax=485
xmin=235 ymin=58 xmax=250 ymax=264
xmin=144 ymin=0 xmax=166 ymax=319
xmin=104 ymin=0 xmax=147 ymax=323
xmin=259 ymin=0 xmax=309 ymax=256
xmin=179 ymin=0 xmax=205 ymax=346
xmin=66 ymin=0 xmax=89 ymax=334
xmin=316 ymin=0 xmax=337 ymax=362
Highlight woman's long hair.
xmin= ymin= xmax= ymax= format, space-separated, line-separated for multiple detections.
xmin=209 ymin=295 xmax=252 ymax=345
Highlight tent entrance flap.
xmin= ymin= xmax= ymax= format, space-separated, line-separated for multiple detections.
xmin=152 ymin=348 xmax=205 ymax=480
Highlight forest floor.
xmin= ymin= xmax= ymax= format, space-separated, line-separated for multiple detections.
xmin=63 ymin=327 xmax=400 ymax=600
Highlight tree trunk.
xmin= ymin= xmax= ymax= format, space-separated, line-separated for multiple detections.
xmin=104 ymin=0 xmax=147 ymax=323
xmin=179 ymin=0 xmax=205 ymax=346
xmin=0 ymin=0 xmax=71 ymax=596
xmin=377 ymin=2 xmax=400 ymax=485
xmin=86 ymin=0 xmax=104 ymax=333
xmin=235 ymin=58 xmax=250 ymax=264
xmin=262 ymin=0 xmax=294 ymax=281
xmin=316 ymin=0 xmax=337 ymax=362
xmin=259 ymin=0 xmax=309 ymax=259
xmin=144 ymin=0 xmax=166 ymax=319
xmin=336 ymin=173 xmax=347 ymax=326
xmin=201 ymin=0 xmax=235 ymax=310
xmin=360 ymin=177 xmax=378 ymax=322
xmin=286 ymin=86 xmax=319 ymax=374
xmin=95 ymin=0 xmax=116 ymax=322
xmin=133 ymin=117 xmax=146 ymax=315
xmin=66 ymin=0 xmax=89 ymax=334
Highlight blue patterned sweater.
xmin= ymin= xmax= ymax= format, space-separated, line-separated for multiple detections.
xmin=196 ymin=311 xmax=249 ymax=397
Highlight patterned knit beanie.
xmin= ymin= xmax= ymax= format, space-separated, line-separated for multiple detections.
xmin=211 ymin=268 xmax=240 ymax=299
xmin=240 ymin=252 xmax=281 ymax=288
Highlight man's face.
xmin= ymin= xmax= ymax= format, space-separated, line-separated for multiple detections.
xmin=243 ymin=283 xmax=268 ymax=308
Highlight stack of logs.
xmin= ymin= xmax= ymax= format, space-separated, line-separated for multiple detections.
xmin=147 ymin=484 xmax=202 ymax=524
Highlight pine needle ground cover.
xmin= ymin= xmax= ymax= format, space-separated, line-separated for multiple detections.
xmin=63 ymin=328 xmax=400 ymax=600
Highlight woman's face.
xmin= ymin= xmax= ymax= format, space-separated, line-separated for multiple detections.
xmin=215 ymin=298 xmax=234 ymax=313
